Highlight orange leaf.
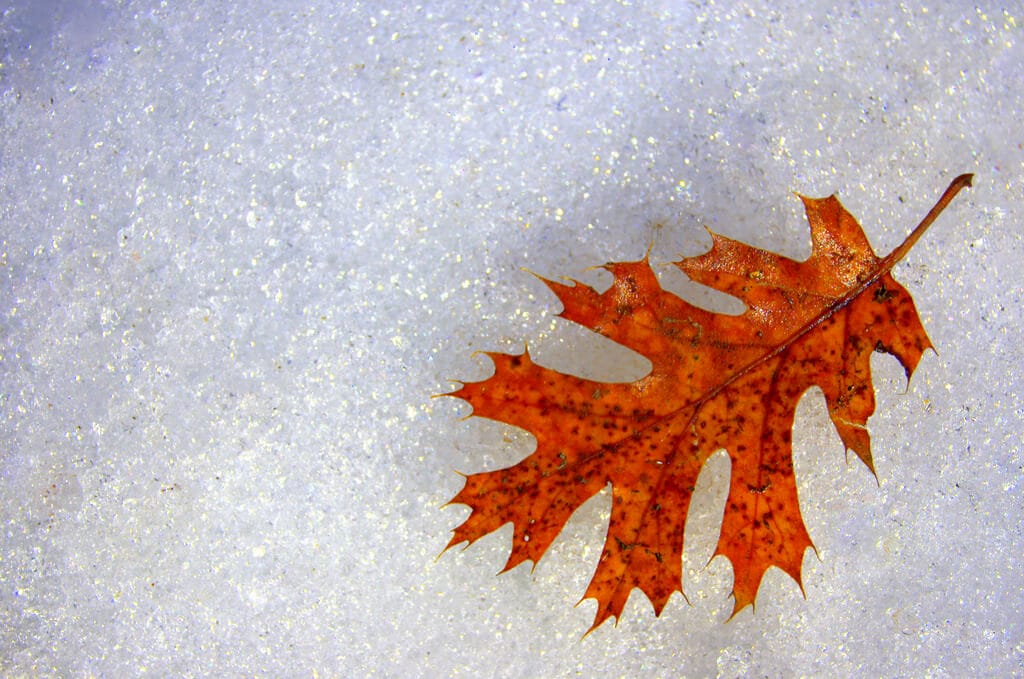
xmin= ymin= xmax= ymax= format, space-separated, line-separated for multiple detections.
xmin=443 ymin=175 xmax=972 ymax=633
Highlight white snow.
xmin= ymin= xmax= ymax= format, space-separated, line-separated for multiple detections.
xmin=1 ymin=1 xmax=1021 ymax=676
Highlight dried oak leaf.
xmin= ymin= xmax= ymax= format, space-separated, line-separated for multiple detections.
xmin=444 ymin=175 xmax=971 ymax=633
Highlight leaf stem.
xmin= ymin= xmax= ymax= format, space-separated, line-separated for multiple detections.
xmin=879 ymin=173 xmax=974 ymax=274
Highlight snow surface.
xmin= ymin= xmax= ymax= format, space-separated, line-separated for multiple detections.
xmin=1 ymin=1 xmax=1021 ymax=676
